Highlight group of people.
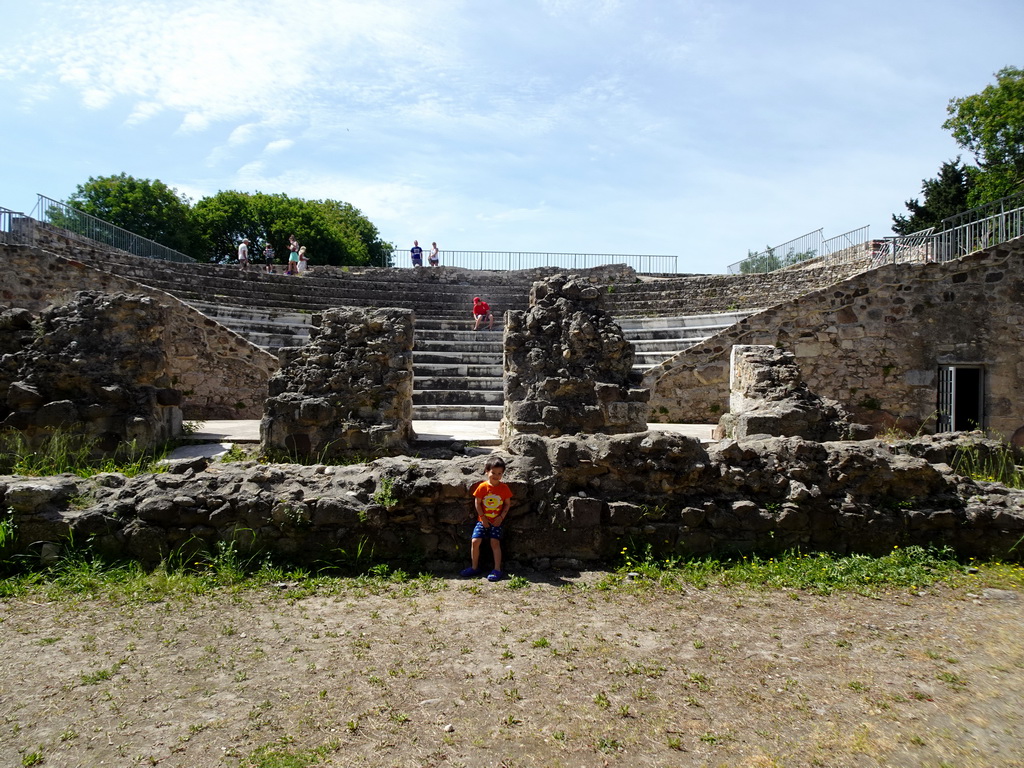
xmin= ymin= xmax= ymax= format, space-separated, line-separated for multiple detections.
xmin=237 ymin=235 xmax=308 ymax=275
xmin=410 ymin=240 xmax=440 ymax=267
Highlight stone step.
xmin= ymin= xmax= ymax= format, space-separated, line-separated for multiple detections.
xmin=413 ymin=403 xmax=504 ymax=421
xmin=414 ymin=376 xmax=503 ymax=391
xmin=616 ymin=311 xmax=751 ymax=331
xmin=414 ymin=363 xmax=504 ymax=378
xmin=413 ymin=351 xmax=502 ymax=365
xmin=415 ymin=340 xmax=503 ymax=354
xmin=630 ymin=337 xmax=710 ymax=352
xmin=415 ymin=321 xmax=505 ymax=333
xmin=413 ymin=389 xmax=505 ymax=405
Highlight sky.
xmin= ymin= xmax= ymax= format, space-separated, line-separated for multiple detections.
xmin=1 ymin=0 xmax=1021 ymax=274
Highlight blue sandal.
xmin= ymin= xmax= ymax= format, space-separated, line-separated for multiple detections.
xmin=459 ymin=567 xmax=481 ymax=577
xmin=487 ymin=570 xmax=504 ymax=582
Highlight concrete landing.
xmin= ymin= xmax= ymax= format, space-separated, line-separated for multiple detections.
xmin=185 ymin=420 xmax=715 ymax=447
xmin=167 ymin=420 xmax=717 ymax=461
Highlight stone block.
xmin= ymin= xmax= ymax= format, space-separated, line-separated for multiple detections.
xmin=568 ymin=496 xmax=604 ymax=527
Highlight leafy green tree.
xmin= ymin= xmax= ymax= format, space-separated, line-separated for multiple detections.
xmin=66 ymin=173 xmax=195 ymax=253
xmin=191 ymin=191 xmax=393 ymax=267
xmin=892 ymin=158 xmax=975 ymax=235
xmin=739 ymin=246 xmax=816 ymax=274
xmin=740 ymin=247 xmax=780 ymax=274
xmin=943 ymin=66 xmax=1024 ymax=205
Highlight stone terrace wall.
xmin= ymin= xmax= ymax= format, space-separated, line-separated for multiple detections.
xmin=647 ymin=237 xmax=1024 ymax=438
xmin=3 ymin=432 xmax=1022 ymax=568
xmin=600 ymin=258 xmax=873 ymax=318
xmin=0 ymin=246 xmax=277 ymax=419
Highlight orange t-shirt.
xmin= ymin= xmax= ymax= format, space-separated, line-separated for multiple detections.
xmin=473 ymin=481 xmax=512 ymax=522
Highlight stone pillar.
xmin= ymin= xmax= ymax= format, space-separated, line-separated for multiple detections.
xmin=718 ymin=345 xmax=869 ymax=441
xmin=261 ymin=307 xmax=414 ymax=460
xmin=501 ymin=274 xmax=648 ymax=440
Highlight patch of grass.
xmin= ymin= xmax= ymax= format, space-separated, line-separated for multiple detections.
xmin=245 ymin=741 xmax=338 ymax=768
xmin=602 ymin=543 xmax=983 ymax=595
xmin=371 ymin=477 xmax=398 ymax=508
xmin=506 ymin=575 xmax=530 ymax=590
xmin=0 ymin=428 xmax=168 ymax=478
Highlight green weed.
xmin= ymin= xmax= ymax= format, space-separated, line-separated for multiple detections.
xmin=604 ymin=543 xmax=976 ymax=594
xmin=953 ymin=440 xmax=1024 ymax=489
xmin=0 ymin=428 xmax=167 ymax=478
xmin=372 ymin=477 xmax=398 ymax=508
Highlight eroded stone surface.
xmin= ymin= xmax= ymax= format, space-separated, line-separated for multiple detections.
xmin=717 ymin=345 xmax=872 ymax=441
xmin=4 ymin=431 xmax=1020 ymax=567
xmin=502 ymin=274 xmax=648 ymax=438
xmin=0 ymin=292 xmax=182 ymax=454
xmin=260 ymin=306 xmax=414 ymax=460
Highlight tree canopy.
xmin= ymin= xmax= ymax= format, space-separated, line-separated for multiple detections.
xmin=943 ymin=66 xmax=1024 ymax=206
xmin=67 ymin=173 xmax=195 ymax=254
xmin=891 ymin=158 xmax=975 ymax=235
xmin=191 ymin=192 xmax=393 ymax=267
xmin=62 ymin=174 xmax=393 ymax=267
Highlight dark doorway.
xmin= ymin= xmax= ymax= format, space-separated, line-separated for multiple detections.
xmin=937 ymin=365 xmax=984 ymax=432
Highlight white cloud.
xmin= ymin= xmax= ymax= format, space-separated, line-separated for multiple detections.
xmin=264 ymin=139 xmax=295 ymax=154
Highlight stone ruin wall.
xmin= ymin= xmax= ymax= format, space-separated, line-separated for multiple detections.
xmin=0 ymin=245 xmax=277 ymax=419
xmin=646 ymin=237 xmax=1024 ymax=441
xmin=0 ymin=293 xmax=184 ymax=453
xmin=502 ymin=275 xmax=648 ymax=438
xmin=717 ymin=345 xmax=871 ymax=442
xmin=261 ymin=307 xmax=415 ymax=459
xmin=4 ymin=430 xmax=1023 ymax=569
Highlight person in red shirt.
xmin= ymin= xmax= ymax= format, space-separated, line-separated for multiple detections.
xmin=461 ymin=457 xmax=512 ymax=581
xmin=472 ymin=296 xmax=494 ymax=331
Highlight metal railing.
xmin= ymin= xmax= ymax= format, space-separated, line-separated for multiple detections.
xmin=32 ymin=194 xmax=194 ymax=263
xmin=871 ymin=199 xmax=1024 ymax=266
xmin=401 ymin=249 xmax=677 ymax=273
xmin=0 ymin=207 xmax=30 ymax=245
xmin=727 ymin=229 xmax=825 ymax=274
xmin=822 ymin=225 xmax=871 ymax=258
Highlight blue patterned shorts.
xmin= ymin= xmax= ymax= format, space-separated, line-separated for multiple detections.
xmin=472 ymin=522 xmax=503 ymax=540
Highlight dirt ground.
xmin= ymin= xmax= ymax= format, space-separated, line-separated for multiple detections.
xmin=1 ymin=572 xmax=1023 ymax=768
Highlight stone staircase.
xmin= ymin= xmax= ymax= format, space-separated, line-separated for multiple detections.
xmin=63 ymin=250 xmax=522 ymax=420
xmin=619 ymin=311 xmax=754 ymax=373
xmin=412 ymin=320 xmax=504 ymax=421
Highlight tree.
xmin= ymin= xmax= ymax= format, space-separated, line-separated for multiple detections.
xmin=739 ymin=246 xmax=816 ymax=274
xmin=191 ymin=191 xmax=393 ymax=267
xmin=943 ymin=66 xmax=1024 ymax=206
xmin=66 ymin=173 xmax=195 ymax=253
xmin=892 ymin=158 xmax=975 ymax=235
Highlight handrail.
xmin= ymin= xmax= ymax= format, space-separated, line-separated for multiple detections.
xmin=402 ymin=250 xmax=677 ymax=273
xmin=871 ymin=201 xmax=1024 ymax=266
xmin=33 ymin=194 xmax=195 ymax=263
xmin=0 ymin=207 xmax=32 ymax=245
xmin=727 ymin=229 xmax=826 ymax=274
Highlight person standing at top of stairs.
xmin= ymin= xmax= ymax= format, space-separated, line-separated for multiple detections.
xmin=473 ymin=296 xmax=494 ymax=331
xmin=411 ymin=240 xmax=423 ymax=267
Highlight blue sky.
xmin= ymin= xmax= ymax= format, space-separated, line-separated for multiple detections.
xmin=1 ymin=0 xmax=1021 ymax=273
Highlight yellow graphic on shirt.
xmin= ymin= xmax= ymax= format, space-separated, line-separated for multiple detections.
xmin=481 ymin=493 xmax=504 ymax=518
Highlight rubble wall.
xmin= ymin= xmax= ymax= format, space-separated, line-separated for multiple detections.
xmin=2 ymin=432 xmax=1021 ymax=568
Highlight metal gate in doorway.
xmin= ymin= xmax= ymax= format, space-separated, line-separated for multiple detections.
xmin=937 ymin=365 xmax=984 ymax=432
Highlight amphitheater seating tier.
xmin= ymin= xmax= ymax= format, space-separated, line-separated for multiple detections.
xmin=60 ymin=249 xmax=758 ymax=420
